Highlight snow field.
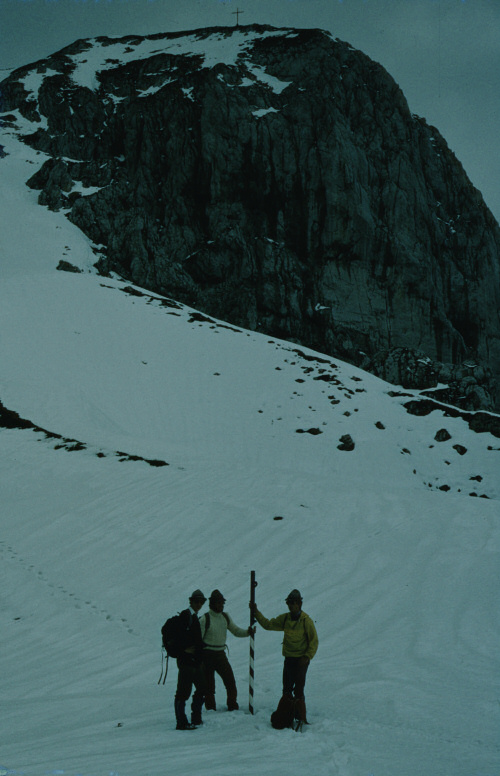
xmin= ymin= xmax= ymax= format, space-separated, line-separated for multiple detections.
xmin=1 ymin=82 xmax=499 ymax=776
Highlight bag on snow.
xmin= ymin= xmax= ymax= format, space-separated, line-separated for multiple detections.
xmin=270 ymin=694 xmax=296 ymax=729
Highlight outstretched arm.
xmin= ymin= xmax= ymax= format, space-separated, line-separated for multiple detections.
xmin=227 ymin=613 xmax=251 ymax=638
xmin=250 ymin=605 xmax=287 ymax=631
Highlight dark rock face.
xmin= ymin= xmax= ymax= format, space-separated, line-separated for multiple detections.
xmin=2 ymin=25 xmax=500 ymax=409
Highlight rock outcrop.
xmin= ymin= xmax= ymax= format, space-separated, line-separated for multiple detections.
xmin=1 ymin=25 xmax=499 ymax=409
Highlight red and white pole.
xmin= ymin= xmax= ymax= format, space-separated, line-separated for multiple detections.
xmin=249 ymin=570 xmax=257 ymax=714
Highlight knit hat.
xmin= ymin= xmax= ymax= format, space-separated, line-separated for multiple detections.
xmin=285 ymin=589 xmax=302 ymax=603
xmin=209 ymin=589 xmax=226 ymax=603
xmin=190 ymin=589 xmax=207 ymax=603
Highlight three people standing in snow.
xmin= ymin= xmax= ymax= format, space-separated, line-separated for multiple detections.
xmin=170 ymin=585 xmax=318 ymax=730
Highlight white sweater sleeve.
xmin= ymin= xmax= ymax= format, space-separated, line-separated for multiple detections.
xmin=226 ymin=613 xmax=249 ymax=638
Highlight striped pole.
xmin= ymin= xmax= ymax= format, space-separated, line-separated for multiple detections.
xmin=249 ymin=570 xmax=257 ymax=714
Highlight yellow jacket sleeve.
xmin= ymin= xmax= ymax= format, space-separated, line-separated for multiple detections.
xmin=255 ymin=610 xmax=287 ymax=631
xmin=256 ymin=610 xmax=319 ymax=659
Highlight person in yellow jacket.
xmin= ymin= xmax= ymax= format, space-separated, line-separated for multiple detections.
xmin=251 ymin=588 xmax=318 ymax=723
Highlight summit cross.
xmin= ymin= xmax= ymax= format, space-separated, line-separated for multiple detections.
xmin=232 ymin=7 xmax=244 ymax=26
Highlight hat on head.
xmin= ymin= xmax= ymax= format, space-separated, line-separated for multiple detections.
xmin=190 ymin=589 xmax=207 ymax=603
xmin=285 ymin=589 xmax=302 ymax=603
xmin=209 ymin=589 xmax=226 ymax=603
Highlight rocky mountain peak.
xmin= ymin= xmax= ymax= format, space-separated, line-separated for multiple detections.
xmin=1 ymin=24 xmax=499 ymax=410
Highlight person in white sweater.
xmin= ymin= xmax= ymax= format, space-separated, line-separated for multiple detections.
xmin=200 ymin=589 xmax=252 ymax=711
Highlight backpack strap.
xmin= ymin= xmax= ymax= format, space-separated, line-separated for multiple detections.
xmin=158 ymin=650 xmax=169 ymax=685
xmin=203 ymin=611 xmax=230 ymax=635
xmin=202 ymin=611 xmax=231 ymax=651
xmin=202 ymin=612 xmax=211 ymax=641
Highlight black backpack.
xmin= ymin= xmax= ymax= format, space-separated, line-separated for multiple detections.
xmin=161 ymin=612 xmax=186 ymax=658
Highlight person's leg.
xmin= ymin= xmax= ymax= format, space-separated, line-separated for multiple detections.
xmin=175 ymin=662 xmax=194 ymax=729
xmin=191 ymin=661 xmax=206 ymax=725
xmin=292 ymin=659 xmax=309 ymax=724
xmin=282 ymin=657 xmax=296 ymax=696
xmin=293 ymin=659 xmax=309 ymax=700
xmin=216 ymin=652 xmax=238 ymax=710
xmin=202 ymin=651 xmax=217 ymax=710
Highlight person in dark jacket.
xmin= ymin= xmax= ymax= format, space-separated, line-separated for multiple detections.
xmin=174 ymin=589 xmax=207 ymax=730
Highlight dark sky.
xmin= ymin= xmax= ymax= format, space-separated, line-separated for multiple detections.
xmin=0 ymin=0 xmax=498 ymax=222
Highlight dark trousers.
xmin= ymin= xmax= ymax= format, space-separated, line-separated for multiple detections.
xmin=282 ymin=656 xmax=309 ymax=699
xmin=203 ymin=650 xmax=238 ymax=708
xmin=175 ymin=659 xmax=206 ymax=724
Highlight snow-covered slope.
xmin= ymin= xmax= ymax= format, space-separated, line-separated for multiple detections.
xmin=1 ymin=69 xmax=499 ymax=776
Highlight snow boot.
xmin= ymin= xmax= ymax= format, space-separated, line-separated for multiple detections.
xmin=294 ymin=697 xmax=308 ymax=724
xmin=175 ymin=699 xmax=196 ymax=730
xmin=204 ymin=693 xmax=216 ymax=711
xmin=191 ymin=693 xmax=204 ymax=726
xmin=176 ymin=720 xmax=197 ymax=730
xmin=293 ymin=697 xmax=308 ymax=732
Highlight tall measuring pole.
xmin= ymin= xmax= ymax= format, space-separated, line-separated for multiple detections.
xmin=249 ymin=570 xmax=257 ymax=714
